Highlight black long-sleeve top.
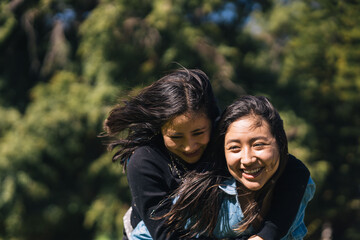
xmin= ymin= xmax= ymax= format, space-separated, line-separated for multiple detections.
xmin=256 ymin=154 xmax=310 ymax=239
xmin=126 ymin=143 xmax=309 ymax=240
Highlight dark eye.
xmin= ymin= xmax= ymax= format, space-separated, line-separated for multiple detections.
xmin=254 ymin=143 xmax=266 ymax=148
xmin=169 ymin=135 xmax=182 ymax=139
xmin=228 ymin=145 xmax=240 ymax=151
xmin=193 ymin=131 xmax=204 ymax=136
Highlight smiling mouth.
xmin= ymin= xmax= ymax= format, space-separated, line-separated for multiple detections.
xmin=182 ymin=149 xmax=201 ymax=158
xmin=241 ymin=167 xmax=264 ymax=177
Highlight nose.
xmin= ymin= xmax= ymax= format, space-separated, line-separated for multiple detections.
xmin=240 ymin=147 xmax=256 ymax=165
xmin=183 ymin=137 xmax=198 ymax=152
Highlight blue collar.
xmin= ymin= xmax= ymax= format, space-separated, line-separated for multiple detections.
xmin=219 ymin=178 xmax=237 ymax=195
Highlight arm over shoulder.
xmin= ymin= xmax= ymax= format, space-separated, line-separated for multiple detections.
xmin=256 ymin=154 xmax=311 ymax=240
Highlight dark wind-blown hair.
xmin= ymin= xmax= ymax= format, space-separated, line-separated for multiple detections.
xmin=164 ymin=96 xmax=289 ymax=237
xmin=102 ymin=68 xmax=220 ymax=169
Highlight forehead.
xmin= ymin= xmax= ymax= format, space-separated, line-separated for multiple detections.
xmin=162 ymin=112 xmax=210 ymax=132
xmin=225 ymin=115 xmax=271 ymax=137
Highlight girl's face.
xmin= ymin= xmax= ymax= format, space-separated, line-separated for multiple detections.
xmin=161 ymin=112 xmax=211 ymax=164
xmin=224 ymin=115 xmax=280 ymax=191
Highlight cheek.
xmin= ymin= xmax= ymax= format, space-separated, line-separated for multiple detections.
xmin=270 ymin=155 xmax=280 ymax=172
xmin=270 ymin=155 xmax=279 ymax=170
xmin=259 ymin=146 xmax=278 ymax=159
xmin=225 ymin=152 xmax=237 ymax=169
xmin=264 ymin=149 xmax=280 ymax=172
xmin=270 ymin=144 xmax=280 ymax=168
xmin=226 ymin=155 xmax=241 ymax=180
xmin=201 ymin=133 xmax=211 ymax=145
xmin=193 ymin=133 xmax=211 ymax=147
xmin=163 ymin=137 xmax=177 ymax=149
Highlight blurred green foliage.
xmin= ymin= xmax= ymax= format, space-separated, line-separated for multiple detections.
xmin=0 ymin=0 xmax=359 ymax=239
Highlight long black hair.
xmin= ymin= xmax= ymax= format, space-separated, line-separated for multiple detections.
xmin=165 ymin=95 xmax=289 ymax=237
xmin=102 ymin=68 xmax=220 ymax=169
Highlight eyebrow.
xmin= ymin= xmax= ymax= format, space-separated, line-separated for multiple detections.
xmin=225 ymin=139 xmax=241 ymax=145
xmin=225 ymin=136 xmax=269 ymax=145
xmin=191 ymin=126 xmax=208 ymax=133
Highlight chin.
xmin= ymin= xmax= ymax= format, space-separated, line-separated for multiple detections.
xmin=243 ymin=182 xmax=263 ymax=191
xmin=184 ymin=157 xmax=200 ymax=164
xmin=248 ymin=186 xmax=262 ymax=191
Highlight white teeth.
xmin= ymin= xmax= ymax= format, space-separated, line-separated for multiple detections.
xmin=243 ymin=168 xmax=261 ymax=174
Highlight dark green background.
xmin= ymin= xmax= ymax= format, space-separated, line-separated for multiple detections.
xmin=0 ymin=0 xmax=359 ymax=239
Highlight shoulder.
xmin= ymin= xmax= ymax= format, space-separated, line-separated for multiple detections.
xmin=126 ymin=145 xmax=177 ymax=193
xmin=131 ymin=145 xmax=165 ymax=158
xmin=128 ymin=145 xmax=168 ymax=167
xmin=283 ymin=177 xmax=316 ymax=240
xmin=305 ymin=177 xmax=316 ymax=199
xmin=285 ymin=154 xmax=310 ymax=177
xmin=126 ymin=145 xmax=171 ymax=177
xmin=275 ymin=154 xmax=310 ymax=191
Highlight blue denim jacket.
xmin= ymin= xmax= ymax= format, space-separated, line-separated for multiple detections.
xmin=130 ymin=177 xmax=315 ymax=240
xmin=213 ymin=177 xmax=315 ymax=239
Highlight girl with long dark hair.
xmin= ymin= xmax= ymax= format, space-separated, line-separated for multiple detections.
xmin=103 ymin=68 xmax=220 ymax=239
xmin=165 ymin=96 xmax=315 ymax=239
